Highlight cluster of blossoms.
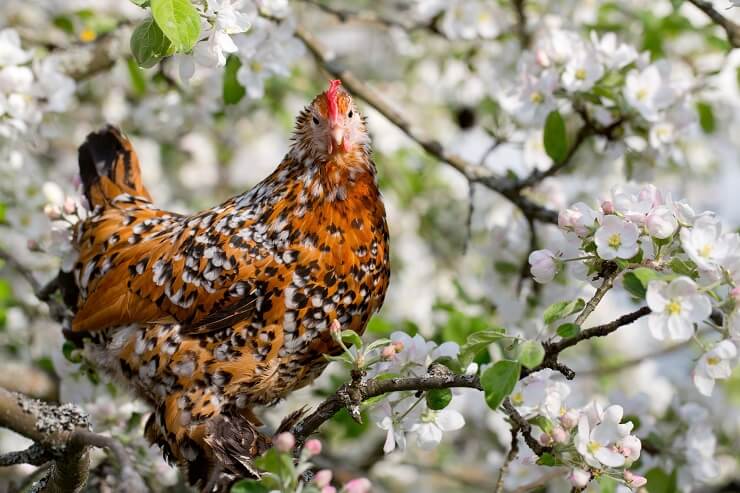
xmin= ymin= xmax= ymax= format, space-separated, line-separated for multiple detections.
xmin=510 ymin=369 xmax=645 ymax=489
xmin=0 ymin=28 xmax=75 ymax=140
xmin=500 ymin=27 xmax=694 ymax=163
xmin=530 ymin=183 xmax=739 ymax=396
xmin=175 ymin=0 xmax=303 ymax=99
xmin=363 ymin=331 xmax=467 ymax=453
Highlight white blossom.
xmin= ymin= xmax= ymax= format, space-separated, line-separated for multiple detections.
xmin=558 ymin=202 xmax=601 ymax=237
xmin=646 ymin=277 xmax=712 ymax=342
xmin=646 ymin=204 xmax=678 ymax=239
xmin=561 ymin=47 xmax=604 ymax=93
xmin=575 ymin=404 xmax=640 ymax=469
xmin=499 ymin=69 xmax=558 ymax=125
xmin=510 ymin=369 xmax=570 ymax=420
xmin=528 ymin=249 xmax=558 ymax=284
xmin=0 ymin=29 xmax=31 ymax=66
xmin=590 ymin=31 xmax=638 ymax=70
xmin=624 ymin=64 xmax=675 ymax=122
xmin=692 ymin=340 xmax=737 ymax=396
xmin=594 ymin=215 xmax=640 ymax=260
xmin=680 ymin=215 xmax=738 ymax=277
xmin=409 ymin=408 xmax=465 ymax=449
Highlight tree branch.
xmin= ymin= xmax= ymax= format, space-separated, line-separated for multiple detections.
xmin=0 ymin=387 xmax=146 ymax=492
xmin=494 ymin=428 xmax=519 ymax=493
xmin=511 ymin=0 xmax=530 ymax=48
xmin=687 ymin=0 xmax=740 ymax=47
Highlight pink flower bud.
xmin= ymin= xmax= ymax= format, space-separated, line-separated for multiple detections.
xmin=63 ymin=197 xmax=77 ymax=215
xmin=731 ymin=287 xmax=740 ymax=303
xmin=624 ymin=470 xmax=647 ymax=488
xmin=322 ymin=487 xmax=337 ymax=493
xmin=551 ymin=426 xmax=568 ymax=444
xmin=330 ymin=320 xmax=341 ymax=335
xmin=568 ymin=468 xmax=591 ymax=488
xmin=381 ymin=345 xmax=396 ymax=360
xmin=344 ymin=478 xmax=371 ymax=493
xmin=273 ymin=432 xmax=295 ymax=453
xmin=538 ymin=433 xmax=553 ymax=446
xmin=392 ymin=341 xmax=404 ymax=352
xmin=601 ymin=200 xmax=615 ymax=214
xmin=305 ymin=439 xmax=322 ymax=456
xmin=560 ymin=410 xmax=579 ymax=430
xmin=314 ymin=469 xmax=333 ymax=488
xmin=26 ymin=239 xmax=40 ymax=251
xmin=44 ymin=204 xmax=62 ymax=220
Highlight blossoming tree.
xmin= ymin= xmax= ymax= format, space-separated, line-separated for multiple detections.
xmin=1 ymin=0 xmax=740 ymax=492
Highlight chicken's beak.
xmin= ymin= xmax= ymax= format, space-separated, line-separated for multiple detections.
xmin=330 ymin=125 xmax=345 ymax=153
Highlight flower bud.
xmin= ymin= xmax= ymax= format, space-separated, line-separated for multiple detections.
xmin=273 ymin=432 xmax=295 ymax=453
xmin=731 ymin=287 xmax=740 ymax=303
xmin=44 ymin=204 xmax=62 ymax=220
xmin=381 ymin=345 xmax=397 ymax=360
xmin=344 ymin=478 xmax=371 ymax=493
xmin=322 ymin=487 xmax=337 ymax=493
xmin=551 ymin=426 xmax=568 ymax=444
xmin=568 ymin=468 xmax=591 ymax=488
xmin=560 ymin=410 xmax=579 ymax=430
xmin=26 ymin=239 xmax=41 ymax=252
xmin=624 ymin=470 xmax=647 ymax=488
xmin=464 ymin=362 xmax=479 ymax=376
xmin=528 ymin=249 xmax=558 ymax=284
xmin=305 ymin=438 xmax=322 ymax=456
xmin=63 ymin=197 xmax=77 ymax=215
xmin=601 ymin=200 xmax=614 ymax=214
xmin=314 ymin=469 xmax=333 ymax=488
xmin=538 ymin=433 xmax=553 ymax=446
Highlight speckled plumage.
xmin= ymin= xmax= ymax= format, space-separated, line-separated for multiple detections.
xmin=64 ymin=83 xmax=389 ymax=489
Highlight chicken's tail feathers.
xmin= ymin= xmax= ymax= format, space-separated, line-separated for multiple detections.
xmin=78 ymin=125 xmax=151 ymax=208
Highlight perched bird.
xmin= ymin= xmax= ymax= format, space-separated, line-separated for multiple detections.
xmin=61 ymin=80 xmax=390 ymax=490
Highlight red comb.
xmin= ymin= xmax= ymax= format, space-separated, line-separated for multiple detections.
xmin=325 ymin=79 xmax=341 ymax=124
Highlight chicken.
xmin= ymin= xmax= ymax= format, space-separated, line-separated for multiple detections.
xmin=61 ymin=80 xmax=390 ymax=490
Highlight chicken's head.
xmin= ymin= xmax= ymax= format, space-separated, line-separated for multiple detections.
xmin=293 ymin=80 xmax=369 ymax=161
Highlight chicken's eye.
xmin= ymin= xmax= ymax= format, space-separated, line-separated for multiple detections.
xmin=348 ymin=110 xmax=353 ymax=118
xmin=312 ymin=116 xmax=320 ymax=125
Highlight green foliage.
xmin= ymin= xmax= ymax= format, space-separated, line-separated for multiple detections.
xmin=458 ymin=327 xmax=506 ymax=366
xmin=126 ymin=58 xmax=147 ymax=96
xmin=543 ymin=110 xmax=568 ymax=163
xmin=556 ymin=322 xmax=580 ymax=339
xmin=645 ymin=467 xmax=678 ymax=493
xmin=130 ymin=17 xmax=174 ymax=68
xmin=517 ymin=340 xmax=545 ymax=369
xmin=426 ymin=388 xmax=453 ymax=410
xmin=543 ymin=298 xmax=585 ymax=325
xmin=622 ymin=267 xmax=659 ymax=299
xmin=231 ymin=480 xmax=270 ymax=493
xmin=224 ymin=55 xmax=246 ymax=105
xmin=150 ymin=0 xmax=200 ymax=52
xmin=481 ymin=360 xmax=520 ymax=410
xmin=696 ymin=101 xmax=716 ymax=134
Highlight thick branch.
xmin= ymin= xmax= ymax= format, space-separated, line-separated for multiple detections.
xmin=550 ymin=306 xmax=651 ymax=354
xmin=688 ymin=0 xmax=740 ymax=47
xmin=291 ymin=23 xmax=558 ymax=224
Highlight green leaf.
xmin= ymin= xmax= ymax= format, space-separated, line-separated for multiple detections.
xmin=130 ymin=17 xmax=173 ymax=68
xmin=543 ymin=110 xmax=568 ymax=163
xmin=223 ymin=55 xmax=246 ymax=105
xmin=459 ymin=327 xmax=506 ymax=366
xmin=669 ymin=257 xmax=697 ymax=278
xmin=480 ymin=360 xmax=520 ymax=410
xmin=340 ymin=329 xmax=362 ymax=349
xmin=231 ymin=480 xmax=270 ymax=493
xmin=126 ymin=58 xmax=147 ymax=96
xmin=623 ymin=267 xmax=659 ymax=299
xmin=599 ymin=476 xmax=617 ymax=493
xmin=426 ymin=388 xmax=453 ymax=410
xmin=696 ymin=101 xmax=715 ymax=134
xmin=431 ymin=356 xmax=463 ymax=374
xmin=254 ymin=449 xmax=295 ymax=481
xmin=517 ymin=340 xmax=545 ymax=369
xmin=529 ymin=415 xmax=553 ymax=434
xmin=543 ymin=298 xmax=585 ymax=325
xmin=645 ymin=467 xmax=678 ymax=493
xmin=556 ymin=322 xmax=580 ymax=339
xmin=150 ymin=0 xmax=200 ymax=53
xmin=62 ymin=341 xmax=83 ymax=363
xmin=536 ymin=452 xmax=561 ymax=466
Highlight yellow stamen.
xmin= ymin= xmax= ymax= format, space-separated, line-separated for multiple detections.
xmin=608 ymin=233 xmax=621 ymax=249
xmin=530 ymin=91 xmax=544 ymax=104
xmin=667 ymin=300 xmax=682 ymax=316
xmin=707 ymin=356 xmax=720 ymax=365
xmin=79 ymin=28 xmax=96 ymax=43
xmin=575 ymin=68 xmax=587 ymax=81
xmin=699 ymin=244 xmax=713 ymax=258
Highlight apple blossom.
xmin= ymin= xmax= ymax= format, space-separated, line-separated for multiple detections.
xmin=561 ymin=47 xmax=604 ymax=93
xmin=680 ymin=215 xmax=738 ymax=276
xmin=314 ymin=470 xmax=333 ymax=488
xmin=528 ymin=249 xmax=558 ymax=283
xmin=594 ymin=215 xmax=640 ymax=260
xmin=558 ymin=202 xmax=601 ymax=237
xmin=274 ymin=432 xmax=295 ymax=452
xmin=575 ymin=404 xmax=639 ymax=469
xmin=343 ymin=478 xmax=372 ymax=493
xmin=409 ymin=408 xmax=465 ymax=449
xmin=692 ymin=340 xmax=737 ymax=396
xmin=646 ymin=277 xmax=712 ymax=342
xmin=646 ymin=205 xmax=678 ymax=239
xmin=624 ymin=64 xmax=675 ymax=122
xmin=624 ymin=470 xmax=647 ymax=488
xmin=568 ymin=468 xmax=591 ymax=488
xmin=510 ymin=369 xmax=570 ymax=420
xmin=305 ymin=438 xmax=322 ymax=456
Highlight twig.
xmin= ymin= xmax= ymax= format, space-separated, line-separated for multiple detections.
xmin=687 ymin=0 xmax=740 ymax=47
xmin=494 ymin=428 xmax=519 ymax=493
xmin=0 ymin=443 xmax=51 ymax=467
xmin=289 ymin=23 xmax=558 ymax=224
xmin=501 ymin=400 xmax=550 ymax=456
xmin=574 ymin=268 xmax=617 ymax=327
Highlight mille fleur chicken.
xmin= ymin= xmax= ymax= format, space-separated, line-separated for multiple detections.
xmin=59 ymin=80 xmax=390 ymax=491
